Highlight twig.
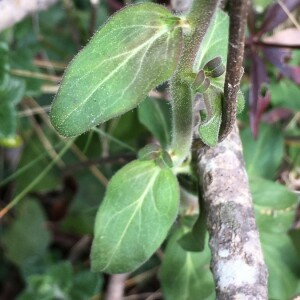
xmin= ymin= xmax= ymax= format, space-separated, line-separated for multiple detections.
xmin=89 ymin=0 xmax=100 ymax=36
xmin=33 ymin=59 xmax=67 ymax=70
xmin=62 ymin=0 xmax=82 ymax=48
xmin=25 ymin=105 xmax=65 ymax=168
xmin=123 ymin=292 xmax=162 ymax=300
xmin=26 ymin=98 xmax=109 ymax=186
xmin=66 ymin=153 xmax=136 ymax=172
xmin=124 ymin=267 xmax=158 ymax=288
xmin=105 ymin=273 xmax=129 ymax=300
xmin=18 ymin=105 xmax=51 ymax=117
xmin=0 ymin=0 xmax=59 ymax=31
xmin=246 ymin=40 xmax=300 ymax=49
xmin=11 ymin=69 xmax=61 ymax=82
xmin=218 ymin=0 xmax=250 ymax=142
xmin=196 ymin=124 xmax=268 ymax=299
xmin=278 ymin=0 xmax=300 ymax=30
xmin=68 ymin=235 xmax=92 ymax=263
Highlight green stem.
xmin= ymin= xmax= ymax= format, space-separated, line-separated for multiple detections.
xmin=170 ymin=0 xmax=220 ymax=166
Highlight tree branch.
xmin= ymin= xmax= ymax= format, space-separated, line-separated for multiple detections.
xmin=0 ymin=0 xmax=59 ymax=32
xmin=196 ymin=124 xmax=268 ymax=299
xmin=219 ymin=0 xmax=250 ymax=142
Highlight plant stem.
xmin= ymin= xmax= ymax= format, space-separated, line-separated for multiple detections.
xmin=170 ymin=0 xmax=220 ymax=166
xmin=218 ymin=0 xmax=250 ymax=142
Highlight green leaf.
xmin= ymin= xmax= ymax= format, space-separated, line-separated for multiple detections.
xmin=241 ymin=124 xmax=284 ymax=179
xmin=0 ymin=42 xmax=9 ymax=81
xmin=251 ymin=176 xmax=298 ymax=233
xmin=191 ymin=10 xmax=229 ymax=146
xmin=269 ymin=79 xmax=300 ymax=111
xmin=193 ymin=10 xmax=229 ymax=72
xmin=160 ymin=219 xmax=215 ymax=300
xmin=1 ymin=199 xmax=51 ymax=267
xmin=50 ymin=3 xmax=182 ymax=137
xmin=260 ymin=232 xmax=300 ymax=299
xmin=198 ymin=88 xmax=222 ymax=146
xmin=91 ymin=160 xmax=179 ymax=273
xmin=18 ymin=262 xmax=103 ymax=300
xmin=0 ymin=68 xmax=25 ymax=140
xmin=138 ymin=97 xmax=172 ymax=148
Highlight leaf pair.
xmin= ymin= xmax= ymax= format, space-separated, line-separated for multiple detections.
xmin=50 ymin=3 xmax=183 ymax=137
xmin=50 ymin=2 xmax=184 ymax=274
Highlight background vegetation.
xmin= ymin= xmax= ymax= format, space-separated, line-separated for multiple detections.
xmin=0 ymin=0 xmax=300 ymax=299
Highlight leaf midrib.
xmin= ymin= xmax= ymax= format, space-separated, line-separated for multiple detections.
xmin=60 ymin=28 xmax=170 ymax=127
xmin=102 ymin=168 xmax=161 ymax=271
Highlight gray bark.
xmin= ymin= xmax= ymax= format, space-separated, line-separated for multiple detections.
xmin=196 ymin=124 xmax=268 ymax=299
xmin=0 ymin=0 xmax=59 ymax=31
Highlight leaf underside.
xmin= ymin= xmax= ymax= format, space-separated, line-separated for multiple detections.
xmin=91 ymin=160 xmax=179 ymax=274
xmin=50 ymin=3 xmax=182 ymax=137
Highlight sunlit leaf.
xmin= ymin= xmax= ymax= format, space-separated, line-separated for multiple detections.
xmin=50 ymin=3 xmax=182 ymax=137
xmin=91 ymin=160 xmax=179 ymax=273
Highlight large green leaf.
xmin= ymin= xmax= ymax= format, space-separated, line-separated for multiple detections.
xmin=91 ymin=160 xmax=179 ymax=273
xmin=50 ymin=3 xmax=182 ymax=137
xmin=241 ymin=124 xmax=284 ymax=179
xmin=160 ymin=219 xmax=215 ymax=300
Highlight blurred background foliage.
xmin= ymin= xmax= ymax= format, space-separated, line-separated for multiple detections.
xmin=0 ymin=0 xmax=300 ymax=299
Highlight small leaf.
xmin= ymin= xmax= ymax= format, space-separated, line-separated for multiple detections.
xmin=198 ymin=88 xmax=222 ymax=147
xmin=138 ymin=143 xmax=161 ymax=161
xmin=138 ymin=97 xmax=172 ymax=148
xmin=193 ymin=10 xmax=229 ymax=72
xmin=50 ymin=3 xmax=182 ymax=137
xmin=91 ymin=160 xmax=179 ymax=273
xmin=237 ymin=90 xmax=245 ymax=114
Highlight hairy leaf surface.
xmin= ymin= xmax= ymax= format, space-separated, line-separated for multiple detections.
xmin=91 ymin=160 xmax=179 ymax=273
xmin=193 ymin=10 xmax=229 ymax=72
xmin=50 ymin=3 xmax=182 ymax=137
